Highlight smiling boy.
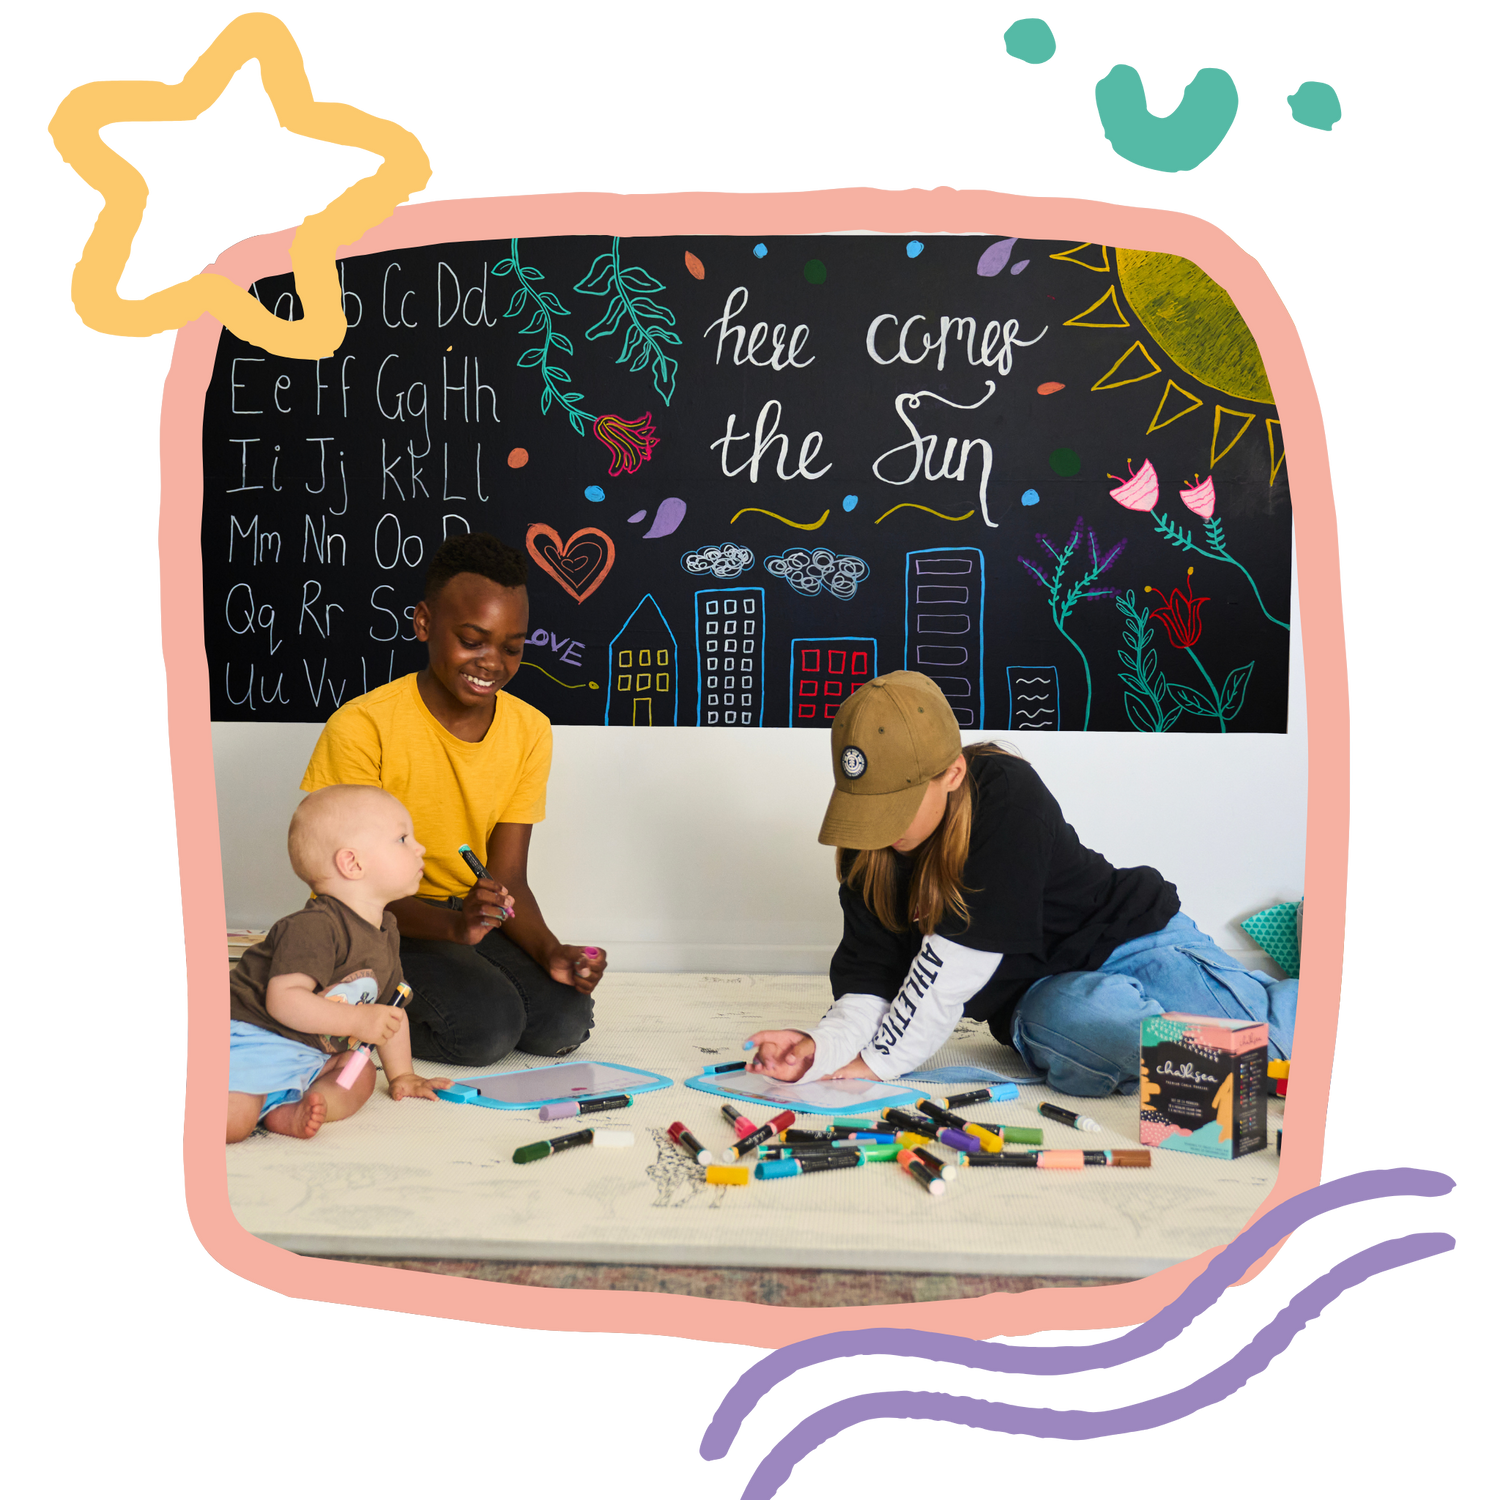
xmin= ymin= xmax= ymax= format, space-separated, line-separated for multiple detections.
xmin=300 ymin=533 xmax=604 ymax=1067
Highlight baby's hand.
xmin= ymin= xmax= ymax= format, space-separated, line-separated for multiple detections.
xmin=746 ymin=1030 xmax=816 ymax=1082
xmin=388 ymin=1073 xmax=452 ymax=1102
xmin=346 ymin=1004 xmax=404 ymax=1046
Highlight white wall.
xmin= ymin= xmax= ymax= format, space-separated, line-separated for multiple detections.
xmin=215 ymin=552 xmax=1306 ymax=971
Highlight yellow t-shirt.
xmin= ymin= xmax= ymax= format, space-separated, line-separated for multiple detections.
xmin=300 ymin=674 xmax=552 ymax=900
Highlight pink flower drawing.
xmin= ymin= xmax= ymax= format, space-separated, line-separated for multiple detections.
xmin=593 ymin=412 xmax=659 ymax=476
xmin=1109 ymin=458 xmax=1159 ymax=511
xmin=1179 ymin=475 xmax=1216 ymax=518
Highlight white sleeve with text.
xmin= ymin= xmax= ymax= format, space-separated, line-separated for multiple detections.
xmin=805 ymin=993 xmax=891 ymax=1081
xmin=861 ymin=935 xmax=1004 ymax=1081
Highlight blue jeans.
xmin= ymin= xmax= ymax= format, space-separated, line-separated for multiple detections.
xmin=1007 ymin=913 xmax=1297 ymax=1097
xmin=399 ymin=899 xmax=594 ymax=1068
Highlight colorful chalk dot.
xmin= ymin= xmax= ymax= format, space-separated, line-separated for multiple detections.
xmin=842 ymin=494 xmax=859 ymax=513
xmin=1021 ymin=488 xmax=1040 ymax=507
xmin=1010 ymin=259 xmax=1030 ymax=275
xmin=976 ymin=238 xmax=1017 ymax=277
xmin=584 ymin=485 xmax=606 ymax=502
xmin=1048 ymin=447 xmax=1082 ymax=477
xmin=752 ymin=243 xmax=768 ymax=259
xmin=627 ymin=509 xmax=647 ymax=523
xmin=803 ymin=258 xmax=828 ymax=285
xmin=906 ymin=241 xmax=925 ymax=258
xmin=1037 ymin=382 xmax=1066 ymax=395
xmin=1004 ymin=18 xmax=1056 ymax=64
xmin=507 ymin=448 xmax=529 ymax=469
xmin=684 ymin=251 xmax=706 ymax=280
xmin=1287 ymin=81 xmax=1341 ymax=130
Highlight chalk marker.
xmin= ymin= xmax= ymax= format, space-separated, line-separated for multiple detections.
xmin=668 ymin=1121 xmax=713 ymax=1166
xmin=513 ymin=1128 xmax=594 ymax=1164
xmin=1038 ymin=1102 xmax=1102 ymax=1132
xmin=912 ymin=1146 xmax=956 ymax=1181
xmin=1024 ymin=1149 xmax=1149 ymax=1168
xmin=938 ymin=1127 xmax=984 ymax=1154
xmin=711 ymin=1061 xmax=749 ymax=1074
xmin=706 ymin=1165 xmax=750 ymax=1186
xmin=1036 ymin=1150 xmax=1085 ymax=1170
xmin=897 ymin=1149 xmax=947 ymax=1196
xmin=959 ymin=1152 xmax=1036 ymax=1167
xmin=539 ymin=1094 xmax=631 ymax=1121
xmin=882 ymin=1108 xmax=939 ymax=1138
xmin=457 ymin=844 xmax=515 ymax=921
xmin=860 ymin=1142 xmax=903 ymax=1163
xmin=721 ymin=1103 xmax=757 ymax=1137
xmin=724 ymin=1110 xmax=796 ymax=1162
xmin=967 ymin=1124 xmax=1006 ymax=1154
xmin=978 ymin=1123 xmax=1042 ymax=1146
xmin=755 ymin=1151 xmax=866 ymax=1180
xmin=592 ymin=1129 xmax=634 ymax=1148
xmin=941 ymin=1088 xmax=994 ymax=1109
xmin=334 ymin=981 xmax=412 ymax=1089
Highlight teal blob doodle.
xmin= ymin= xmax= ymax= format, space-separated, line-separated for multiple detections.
xmin=906 ymin=241 xmax=925 ymax=258
xmin=752 ymin=243 xmax=768 ymax=259
xmin=842 ymin=494 xmax=859 ymax=513
xmin=1021 ymin=488 xmax=1040 ymax=506
xmin=1095 ymin=65 xmax=1238 ymax=172
xmin=1288 ymin=81 xmax=1341 ymax=131
xmin=1004 ymin=18 xmax=1056 ymax=64
xmin=584 ymin=485 xmax=606 ymax=502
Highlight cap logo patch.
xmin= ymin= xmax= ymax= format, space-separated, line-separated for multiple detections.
xmin=841 ymin=746 xmax=868 ymax=780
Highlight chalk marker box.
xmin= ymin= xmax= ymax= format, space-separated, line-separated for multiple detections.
xmin=1140 ymin=1012 xmax=1267 ymax=1159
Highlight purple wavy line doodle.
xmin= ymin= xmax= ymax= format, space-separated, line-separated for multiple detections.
xmin=731 ymin=1231 xmax=1451 ymax=1500
xmin=703 ymin=1167 xmax=1452 ymax=1457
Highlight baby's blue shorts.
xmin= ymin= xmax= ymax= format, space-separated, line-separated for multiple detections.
xmin=229 ymin=1020 xmax=333 ymax=1119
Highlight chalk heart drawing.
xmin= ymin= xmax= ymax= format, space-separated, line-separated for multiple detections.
xmin=525 ymin=524 xmax=616 ymax=604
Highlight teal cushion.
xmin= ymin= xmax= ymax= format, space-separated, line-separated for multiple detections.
xmin=1240 ymin=900 xmax=1301 ymax=978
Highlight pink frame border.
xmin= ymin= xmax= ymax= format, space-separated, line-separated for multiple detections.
xmin=167 ymin=189 xmax=1345 ymax=1345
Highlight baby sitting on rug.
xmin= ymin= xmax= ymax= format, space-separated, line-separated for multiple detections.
xmin=227 ymin=785 xmax=452 ymax=1143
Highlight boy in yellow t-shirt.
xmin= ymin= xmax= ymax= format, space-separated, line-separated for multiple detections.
xmin=301 ymin=533 xmax=605 ymax=1067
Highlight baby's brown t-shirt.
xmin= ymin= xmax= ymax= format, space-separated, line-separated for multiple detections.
xmin=229 ymin=894 xmax=403 ymax=1052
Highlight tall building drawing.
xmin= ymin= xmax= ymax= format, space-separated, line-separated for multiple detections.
xmin=694 ymin=587 xmax=765 ymax=725
xmin=1006 ymin=665 xmax=1060 ymax=730
xmin=789 ymin=638 xmax=877 ymax=725
xmin=904 ymin=547 xmax=985 ymax=727
xmin=606 ymin=594 xmax=679 ymax=726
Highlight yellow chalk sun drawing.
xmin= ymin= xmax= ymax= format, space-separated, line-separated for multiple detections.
xmin=48 ymin=12 xmax=430 ymax=360
xmin=1062 ymin=246 xmax=1281 ymax=481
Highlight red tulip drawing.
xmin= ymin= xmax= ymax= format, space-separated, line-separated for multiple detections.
xmin=1143 ymin=568 xmax=1253 ymax=733
xmin=1145 ymin=568 xmax=1210 ymax=649
xmin=593 ymin=412 xmax=659 ymax=476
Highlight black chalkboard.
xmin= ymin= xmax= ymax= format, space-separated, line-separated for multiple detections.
xmin=201 ymin=234 xmax=1291 ymax=732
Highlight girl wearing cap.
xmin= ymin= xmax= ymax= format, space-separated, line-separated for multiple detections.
xmin=748 ymin=671 xmax=1295 ymax=1097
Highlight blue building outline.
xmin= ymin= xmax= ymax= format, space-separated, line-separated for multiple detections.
xmin=694 ymin=586 xmax=766 ymax=727
xmin=604 ymin=593 xmax=680 ymax=726
xmin=904 ymin=546 xmax=986 ymax=728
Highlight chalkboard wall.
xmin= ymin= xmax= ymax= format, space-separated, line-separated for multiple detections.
xmin=201 ymin=234 xmax=1291 ymax=732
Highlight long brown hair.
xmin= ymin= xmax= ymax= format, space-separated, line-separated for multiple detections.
xmin=837 ymin=742 xmax=1019 ymax=935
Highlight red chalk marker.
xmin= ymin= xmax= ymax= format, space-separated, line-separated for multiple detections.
xmin=722 ymin=1110 xmax=796 ymax=1163
xmin=668 ymin=1121 xmax=713 ymax=1166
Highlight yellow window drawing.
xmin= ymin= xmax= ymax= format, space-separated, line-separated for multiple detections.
xmin=657 ymin=649 xmax=669 ymax=666
xmin=617 ymin=675 xmax=631 ymax=691
xmin=636 ymin=673 xmax=652 ymax=691
xmin=656 ymin=673 xmax=669 ymax=692
xmin=619 ymin=650 xmax=632 ymax=667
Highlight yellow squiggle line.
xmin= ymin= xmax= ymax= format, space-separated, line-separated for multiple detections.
xmin=874 ymin=504 xmax=976 ymax=525
xmin=520 ymin=662 xmax=598 ymax=690
xmin=729 ymin=507 xmax=831 ymax=530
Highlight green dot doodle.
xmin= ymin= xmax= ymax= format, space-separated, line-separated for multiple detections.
xmin=1095 ymin=65 xmax=1238 ymax=172
xmin=1004 ymin=18 xmax=1056 ymax=64
xmin=1287 ymin=81 xmax=1341 ymax=131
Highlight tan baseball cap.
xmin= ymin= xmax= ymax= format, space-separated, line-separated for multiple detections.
xmin=818 ymin=671 xmax=963 ymax=848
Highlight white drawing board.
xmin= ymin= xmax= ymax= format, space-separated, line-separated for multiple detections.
xmin=436 ymin=1061 xmax=672 ymax=1110
xmin=682 ymin=1067 xmax=924 ymax=1114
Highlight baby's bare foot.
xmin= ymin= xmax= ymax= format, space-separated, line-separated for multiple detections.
xmin=263 ymin=1091 xmax=327 ymax=1139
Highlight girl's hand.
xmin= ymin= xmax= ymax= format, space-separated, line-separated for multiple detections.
xmin=455 ymin=878 xmax=513 ymax=945
xmin=746 ymin=1030 xmax=815 ymax=1081
xmin=345 ymin=1004 xmax=404 ymax=1046
xmin=826 ymin=1055 xmax=881 ymax=1081
xmin=547 ymin=944 xmax=607 ymax=994
xmin=388 ymin=1072 xmax=452 ymax=1102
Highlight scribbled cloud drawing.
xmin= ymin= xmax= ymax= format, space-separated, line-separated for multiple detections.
xmin=683 ymin=542 xmax=756 ymax=581
xmin=525 ymin=523 xmax=616 ymax=604
xmin=606 ymin=594 xmax=678 ymax=727
xmin=47 ymin=12 xmax=430 ymax=357
xmin=1095 ymin=65 xmax=1239 ymax=172
xmin=642 ymin=497 xmax=686 ymax=538
xmin=905 ymin=548 xmax=984 ymax=728
xmin=790 ymin=640 xmax=877 ymax=726
xmin=764 ymin=548 xmax=870 ymax=601
xmin=695 ymin=588 xmax=765 ymax=726
xmin=1007 ymin=666 xmax=1060 ymax=731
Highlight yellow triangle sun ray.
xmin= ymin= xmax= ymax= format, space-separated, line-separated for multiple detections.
xmin=1064 ymin=285 xmax=1131 ymax=328
xmin=1210 ymin=406 xmax=1258 ymax=467
xmin=1267 ymin=419 xmax=1287 ymax=486
xmin=1050 ymin=242 xmax=1112 ymax=273
xmin=1146 ymin=379 xmax=1205 ymax=433
xmin=1091 ymin=340 xmax=1162 ymax=392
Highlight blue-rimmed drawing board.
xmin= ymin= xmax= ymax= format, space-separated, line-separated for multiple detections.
xmin=435 ymin=1061 xmax=672 ymax=1111
xmin=682 ymin=1066 xmax=925 ymax=1116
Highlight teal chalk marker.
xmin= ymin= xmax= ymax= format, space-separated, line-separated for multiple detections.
xmin=457 ymin=844 xmax=514 ymax=922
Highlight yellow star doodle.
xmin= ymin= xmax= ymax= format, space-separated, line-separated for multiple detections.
xmin=48 ymin=12 xmax=430 ymax=360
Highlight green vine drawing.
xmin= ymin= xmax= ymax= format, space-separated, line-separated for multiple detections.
xmin=1018 ymin=519 xmax=1125 ymax=731
xmin=1152 ymin=512 xmax=1288 ymax=630
xmin=1116 ymin=591 xmax=1182 ymax=732
xmin=492 ymin=240 xmax=597 ymax=436
xmin=573 ymin=237 xmax=681 ymax=405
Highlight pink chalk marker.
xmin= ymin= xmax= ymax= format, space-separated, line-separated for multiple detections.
xmin=335 ymin=981 xmax=412 ymax=1089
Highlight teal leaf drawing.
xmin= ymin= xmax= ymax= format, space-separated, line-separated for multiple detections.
xmin=1149 ymin=512 xmax=1288 ymax=630
xmin=1165 ymin=681 xmax=1218 ymax=718
xmin=1220 ymin=662 xmax=1255 ymax=721
xmin=574 ymin=237 xmax=680 ymax=406
xmin=494 ymin=239 xmax=596 ymax=437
